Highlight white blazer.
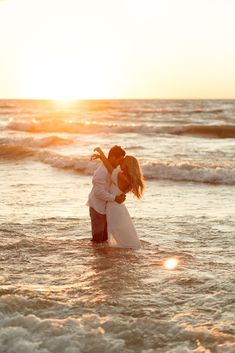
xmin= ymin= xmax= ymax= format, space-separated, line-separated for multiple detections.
xmin=87 ymin=163 xmax=115 ymax=215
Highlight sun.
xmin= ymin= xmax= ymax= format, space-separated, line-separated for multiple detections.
xmin=23 ymin=55 xmax=112 ymax=100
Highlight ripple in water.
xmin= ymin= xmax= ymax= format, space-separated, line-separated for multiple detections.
xmin=1 ymin=226 xmax=235 ymax=353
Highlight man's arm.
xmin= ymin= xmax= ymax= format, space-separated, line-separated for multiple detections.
xmin=93 ymin=171 xmax=125 ymax=204
xmin=92 ymin=147 xmax=114 ymax=174
xmin=93 ymin=178 xmax=116 ymax=202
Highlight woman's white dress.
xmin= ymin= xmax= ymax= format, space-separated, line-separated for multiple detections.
xmin=106 ymin=167 xmax=141 ymax=249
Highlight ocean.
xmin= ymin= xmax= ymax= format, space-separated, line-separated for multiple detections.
xmin=0 ymin=99 xmax=235 ymax=353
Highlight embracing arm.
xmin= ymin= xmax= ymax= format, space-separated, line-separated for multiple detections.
xmin=93 ymin=147 xmax=114 ymax=174
xmin=93 ymin=178 xmax=116 ymax=202
xmin=92 ymin=167 xmax=126 ymax=204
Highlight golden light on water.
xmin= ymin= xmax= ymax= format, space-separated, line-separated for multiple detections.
xmin=52 ymin=99 xmax=76 ymax=109
xmin=164 ymin=258 xmax=178 ymax=270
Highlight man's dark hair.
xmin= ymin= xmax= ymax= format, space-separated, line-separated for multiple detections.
xmin=108 ymin=145 xmax=126 ymax=159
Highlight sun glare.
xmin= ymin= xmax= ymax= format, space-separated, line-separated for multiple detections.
xmin=23 ymin=55 xmax=113 ymax=100
xmin=52 ymin=99 xmax=76 ymax=109
xmin=164 ymin=258 xmax=178 ymax=270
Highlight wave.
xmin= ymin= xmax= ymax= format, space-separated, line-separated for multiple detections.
xmin=0 ymin=144 xmax=93 ymax=172
xmin=187 ymin=108 xmax=224 ymax=114
xmin=116 ymin=107 xmax=224 ymax=115
xmin=143 ymin=160 xmax=235 ymax=185
xmin=6 ymin=119 xmax=235 ymax=138
xmin=0 ymin=136 xmax=74 ymax=148
xmin=6 ymin=119 xmax=156 ymax=134
xmin=6 ymin=119 xmax=117 ymax=134
xmin=1 ymin=142 xmax=234 ymax=185
xmin=113 ymin=123 xmax=235 ymax=138
xmin=0 ymin=103 xmax=15 ymax=109
xmin=37 ymin=157 xmax=235 ymax=185
xmin=0 ymin=144 xmax=35 ymax=159
xmin=37 ymin=150 xmax=93 ymax=173
xmin=172 ymin=124 xmax=235 ymax=138
xmin=0 ymin=136 xmax=74 ymax=159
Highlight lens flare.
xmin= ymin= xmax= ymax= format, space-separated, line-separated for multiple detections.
xmin=164 ymin=258 xmax=178 ymax=270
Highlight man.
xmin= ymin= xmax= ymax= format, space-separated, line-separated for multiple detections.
xmin=87 ymin=145 xmax=126 ymax=243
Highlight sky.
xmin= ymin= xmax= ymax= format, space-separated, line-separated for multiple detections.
xmin=0 ymin=0 xmax=235 ymax=100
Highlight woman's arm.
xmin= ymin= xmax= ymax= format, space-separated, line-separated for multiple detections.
xmin=92 ymin=147 xmax=114 ymax=174
xmin=118 ymin=173 xmax=131 ymax=193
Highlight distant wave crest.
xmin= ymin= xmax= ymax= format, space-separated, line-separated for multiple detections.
xmin=171 ymin=124 xmax=235 ymax=138
xmin=0 ymin=136 xmax=74 ymax=160
xmin=6 ymin=119 xmax=235 ymax=138
xmin=0 ymin=135 xmax=73 ymax=148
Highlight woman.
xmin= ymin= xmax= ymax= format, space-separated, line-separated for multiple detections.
xmin=92 ymin=147 xmax=144 ymax=249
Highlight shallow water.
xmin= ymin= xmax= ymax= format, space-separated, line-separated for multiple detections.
xmin=1 ymin=99 xmax=235 ymax=352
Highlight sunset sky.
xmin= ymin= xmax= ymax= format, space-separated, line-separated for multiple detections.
xmin=1 ymin=0 xmax=235 ymax=100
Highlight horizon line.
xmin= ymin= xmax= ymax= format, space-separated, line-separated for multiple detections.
xmin=0 ymin=97 xmax=235 ymax=101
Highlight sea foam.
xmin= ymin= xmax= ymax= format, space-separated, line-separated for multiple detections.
xmin=1 ymin=140 xmax=234 ymax=185
xmin=0 ymin=308 xmax=234 ymax=353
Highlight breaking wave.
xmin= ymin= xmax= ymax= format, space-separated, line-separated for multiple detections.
xmin=39 ymin=155 xmax=235 ymax=186
xmin=0 ymin=144 xmax=34 ymax=159
xmin=0 ymin=136 xmax=73 ymax=160
xmin=6 ymin=119 xmax=235 ymax=138
xmin=143 ymin=160 xmax=235 ymax=185
xmin=0 ymin=309 xmax=234 ymax=353
xmin=0 ymin=136 xmax=73 ymax=149
xmin=1 ymin=142 xmax=235 ymax=185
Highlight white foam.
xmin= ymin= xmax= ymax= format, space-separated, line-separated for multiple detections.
xmin=164 ymin=345 xmax=193 ymax=353
xmin=143 ymin=160 xmax=235 ymax=185
xmin=1 ymin=138 xmax=234 ymax=185
xmin=35 ymin=153 xmax=235 ymax=185
xmin=0 ymin=310 xmax=126 ymax=353
xmin=37 ymin=150 xmax=95 ymax=174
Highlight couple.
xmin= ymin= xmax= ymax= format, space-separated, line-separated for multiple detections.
xmin=87 ymin=145 xmax=144 ymax=249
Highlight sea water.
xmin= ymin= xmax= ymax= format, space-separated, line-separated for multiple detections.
xmin=0 ymin=99 xmax=235 ymax=353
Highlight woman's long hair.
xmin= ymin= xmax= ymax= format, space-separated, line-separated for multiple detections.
xmin=124 ymin=155 xmax=145 ymax=199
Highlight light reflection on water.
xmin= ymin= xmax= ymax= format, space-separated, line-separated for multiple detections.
xmin=164 ymin=257 xmax=179 ymax=270
xmin=1 ymin=215 xmax=235 ymax=352
xmin=1 ymin=99 xmax=235 ymax=352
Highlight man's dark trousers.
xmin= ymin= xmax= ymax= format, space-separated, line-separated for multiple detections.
xmin=89 ymin=207 xmax=108 ymax=243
